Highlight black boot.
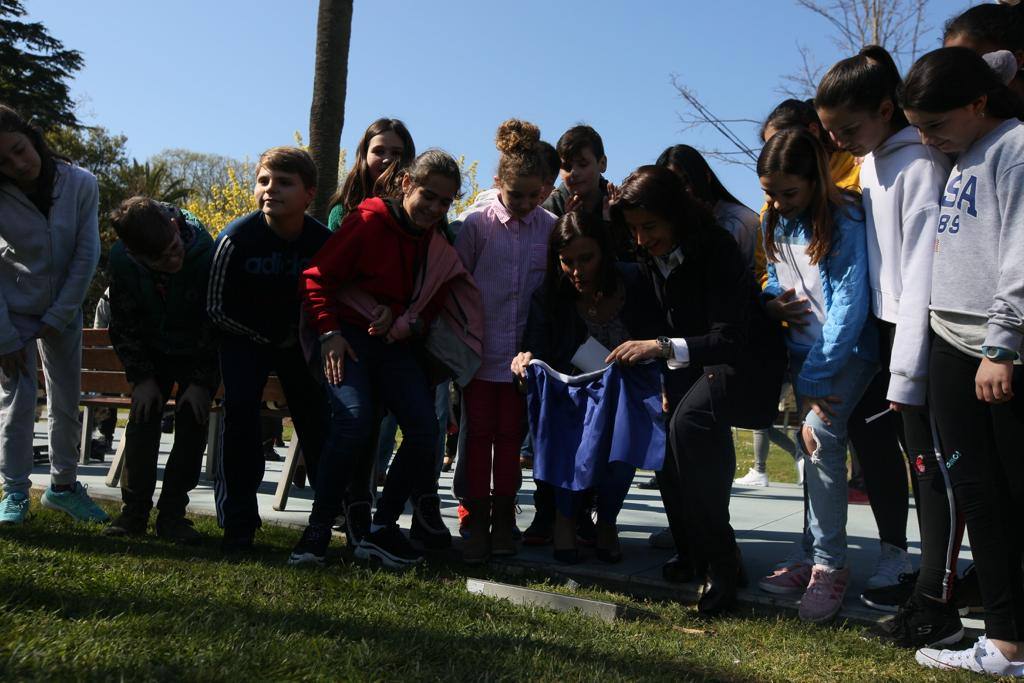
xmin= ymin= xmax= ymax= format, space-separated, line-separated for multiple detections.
xmin=697 ymin=549 xmax=740 ymax=617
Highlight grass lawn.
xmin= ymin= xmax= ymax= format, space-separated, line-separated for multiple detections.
xmin=0 ymin=493 xmax=980 ymax=682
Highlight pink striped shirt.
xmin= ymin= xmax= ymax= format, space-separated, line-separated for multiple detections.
xmin=454 ymin=196 xmax=556 ymax=382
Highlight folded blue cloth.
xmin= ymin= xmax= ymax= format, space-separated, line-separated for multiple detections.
xmin=526 ymin=360 xmax=665 ymax=491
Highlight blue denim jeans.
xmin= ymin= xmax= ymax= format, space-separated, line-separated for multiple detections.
xmin=310 ymin=323 xmax=438 ymax=527
xmin=375 ymin=382 xmax=449 ymax=483
xmin=791 ymin=354 xmax=878 ymax=569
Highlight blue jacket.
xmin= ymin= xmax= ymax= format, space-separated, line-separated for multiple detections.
xmin=764 ymin=204 xmax=877 ymax=397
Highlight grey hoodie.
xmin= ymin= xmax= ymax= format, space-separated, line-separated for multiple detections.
xmin=0 ymin=161 xmax=100 ymax=355
xmin=930 ymin=119 xmax=1024 ymax=360
xmin=860 ymin=126 xmax=952 ymax=405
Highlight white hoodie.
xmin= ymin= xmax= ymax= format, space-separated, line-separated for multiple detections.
xmin=859 ymin=126 xmax=951 ymax=405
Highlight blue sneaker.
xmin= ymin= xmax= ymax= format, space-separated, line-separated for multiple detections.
xmin=40 ymin=483 xmax=110 ymax=523
xmin=0 ymin=492 xmax=30 ymax=525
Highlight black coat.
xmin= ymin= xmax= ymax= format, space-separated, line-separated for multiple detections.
xmin=521 ymin=262 xmax=662 ymax=374
xmin=643 ymin=227 xmax=786 ymax=428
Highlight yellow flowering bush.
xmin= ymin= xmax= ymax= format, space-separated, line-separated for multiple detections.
xmin=451 ymin=155 xmax=481 ymax=218
xmin=183 ymin=164 xmax=256 ymax=237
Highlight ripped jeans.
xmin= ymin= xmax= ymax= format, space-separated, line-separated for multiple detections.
xmin=791 ymin=354 xmax=878 ymax=569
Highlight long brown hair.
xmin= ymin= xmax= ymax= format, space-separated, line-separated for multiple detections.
xmin=757 ymin=128 xmax=850 ymax=266
xmin=328 ymin=118 xmax=415 ymax=214
xmin=0 ymin=104 xmax=69 ymax=213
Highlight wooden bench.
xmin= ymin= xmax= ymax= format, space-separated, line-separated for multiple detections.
xmin=39 ymin=328 xmax=309 ymax=511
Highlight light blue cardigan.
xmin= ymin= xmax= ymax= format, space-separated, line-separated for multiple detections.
xmin=764 ymin=204 xmax=878 ymax=397
xmin=0 ymin=161 xmax=100 ymax=354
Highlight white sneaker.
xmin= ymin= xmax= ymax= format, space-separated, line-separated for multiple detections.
xmin=734 ymin=467 xmax=769 ymax=487
xmin=916 ymin=636 xmax=1024 ymax=677
xmin=866 ymin=541 xmax=913 ymax=590
xmin=796 ymin=456 xmax=805 ymax=486
xmin=648 ymin=527 xmax=675 ymax=549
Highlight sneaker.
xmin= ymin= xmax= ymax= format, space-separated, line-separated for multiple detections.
xmin=40 ymin=483 xmax=110 ymax=523
xmin=860 ymin=570 xmax=918 ymax=612
xmin=637 ymin=476 xmax=659 ymax=490
xmin=866 ymin=542 xmax=913 ymax=590
xmin=758 ymin=559 xmax=812 ymax=595
xmin=734 ymin=467 xmax=769 ymax=487
xmin=155 ymin=516 xmax=202 ymax=545
xmin=522 ymin=516 xmax=552 ymax=546
xmin=954 ymin=563 xmax=981 ymax=617
xmin=356 ymin=525 xmax=423 ymax=568
xmin=344 ymin=501 xmax=371 ymax=548
xmin=410 ymin=494 xmax=452 ymax=550
xmin=288 ymin=523 xmax=332 ymax=566
xmin=0 ymin=492 xmax=30 ymax=525
xmin=874 ymin=593 xmax=964 ymax=649
xmin=798 ymin=565 xmax=850 ymax=623
xmin=103 ymin=513 xmax=148 ymax=537
xmin=648 ymin=527 xmax=675 ymax=550
xmin=916 ymin=636 xmax=1024 ymax=676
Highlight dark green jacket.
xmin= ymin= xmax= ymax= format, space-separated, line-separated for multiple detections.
xmin=108 ymin=209 xmax=220 ymax=392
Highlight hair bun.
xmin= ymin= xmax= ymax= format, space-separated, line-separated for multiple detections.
xmin=495 ymin=118 xmax=541 ymax=155
xmin=983 ymin=49 xmax=1019 ymax=85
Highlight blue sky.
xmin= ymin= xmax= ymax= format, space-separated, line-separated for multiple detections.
xmin=28 ymin=0 xmax=970 ymax=209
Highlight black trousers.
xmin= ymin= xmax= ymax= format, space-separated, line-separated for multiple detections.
xmin=929 ymin=335 xmax=1024 ymax=640
xmin=121 ymin=354 xmax=209 ymax=520
xmin=660 ymin=368 xmax=737 ymax=565
xmin=216 ymin=335 xmax=327 ymax=534
xmin=847 ymin=319 xmax=914 ymax=551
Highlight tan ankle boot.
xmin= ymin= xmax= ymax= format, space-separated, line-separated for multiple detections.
xmin=490 ymin=495 xmax=517 ymax=556
xmin=461 ymin=498 xmax=490 ymax=564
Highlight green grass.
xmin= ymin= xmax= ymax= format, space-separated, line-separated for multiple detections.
xmin=733 ymin=427 xmax=801 ymax=484
xmin=0 ymin=493 xmax=979 ymax=682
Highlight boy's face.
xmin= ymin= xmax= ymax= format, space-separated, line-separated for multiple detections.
xmin=559 ymin=147 xmax=607 ymax=200
xmin=131 ymin=211 xmax=185 ymax=274
xmin=253 ymin=166 xmax=315 ymax=221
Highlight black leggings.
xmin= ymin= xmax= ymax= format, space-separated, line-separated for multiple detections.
xmin=929 ymin=336 xmax=1024 ymax=640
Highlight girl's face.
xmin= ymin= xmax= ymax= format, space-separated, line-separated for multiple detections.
xmin=496 ymin=174 xmax=545 ymax=220
xmin=760 ymin=172 xmax=815 ymax=219
xmin=558 ymin=236 xmax=602 ymax=295
xmin=365 ymin=130 xmax=405 ymax=184
xmin=904 ymin=99 xmax=987 ymax=154
xmin=401 ymin=173 xmax=458 ymax=229
xmin=0 ymin=131 xmax=42 ymax=189
xmin=817 ymin=101 xmax=895 ymax=157
xmin=622 ymin=206 xmax=675 ymax=258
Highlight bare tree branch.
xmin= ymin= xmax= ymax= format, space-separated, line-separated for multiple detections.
xmin=670 ymin=75 xmax=759 ymax=171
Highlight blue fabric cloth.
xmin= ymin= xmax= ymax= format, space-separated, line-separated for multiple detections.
xmin=526 ymin=361 xmax=665 ymax=491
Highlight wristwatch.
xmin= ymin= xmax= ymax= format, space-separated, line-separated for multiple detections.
xmin=982 ymin=345 xmax=1019 ymax=362
xmin=657 ymin=336 xmax=673 ymax=360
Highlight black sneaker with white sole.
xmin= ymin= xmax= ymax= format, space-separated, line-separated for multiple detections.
xmin=873 ymin=593 xmax=965 ymax=649
xmin=860 ymin=570 xmax=918 ymax=612
xmin=356 ymin=524 xmax=423 ymax=568
xmin=288 ymin=523 xmax=332 ymax=566
xmin=344 ymin=501 xmax=372 ymax=548
xmin=410 ymin=494 xmax=452 ymax=550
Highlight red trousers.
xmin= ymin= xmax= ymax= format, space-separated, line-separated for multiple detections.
xmin=463 ymin=379 xmax=525 ymax=498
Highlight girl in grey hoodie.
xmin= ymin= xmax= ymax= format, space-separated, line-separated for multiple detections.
xmin=0 ymin=104 xmax=107 ymax=525
xmin=900 ymin=47 xmax=1024 ymax=678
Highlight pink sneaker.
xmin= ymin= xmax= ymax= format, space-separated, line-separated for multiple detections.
xmin=798 ymin=565 xmax=850 ymax=623
xmin=758 ymin=560 xmax=812 ymax=595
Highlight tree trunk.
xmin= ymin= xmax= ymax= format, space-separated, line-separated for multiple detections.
xmin=307 ymin=0 xmax=354 ymax=222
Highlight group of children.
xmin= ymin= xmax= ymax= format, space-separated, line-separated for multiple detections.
xmin=1 ymin=0 xmax=1022 ymax=676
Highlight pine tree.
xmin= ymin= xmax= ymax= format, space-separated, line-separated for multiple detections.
xmin=0 ymin=0 xmax=83 ymax=129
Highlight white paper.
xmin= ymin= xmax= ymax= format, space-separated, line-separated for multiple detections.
xmin=570 ymin=336 xmax=612 ymax=374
